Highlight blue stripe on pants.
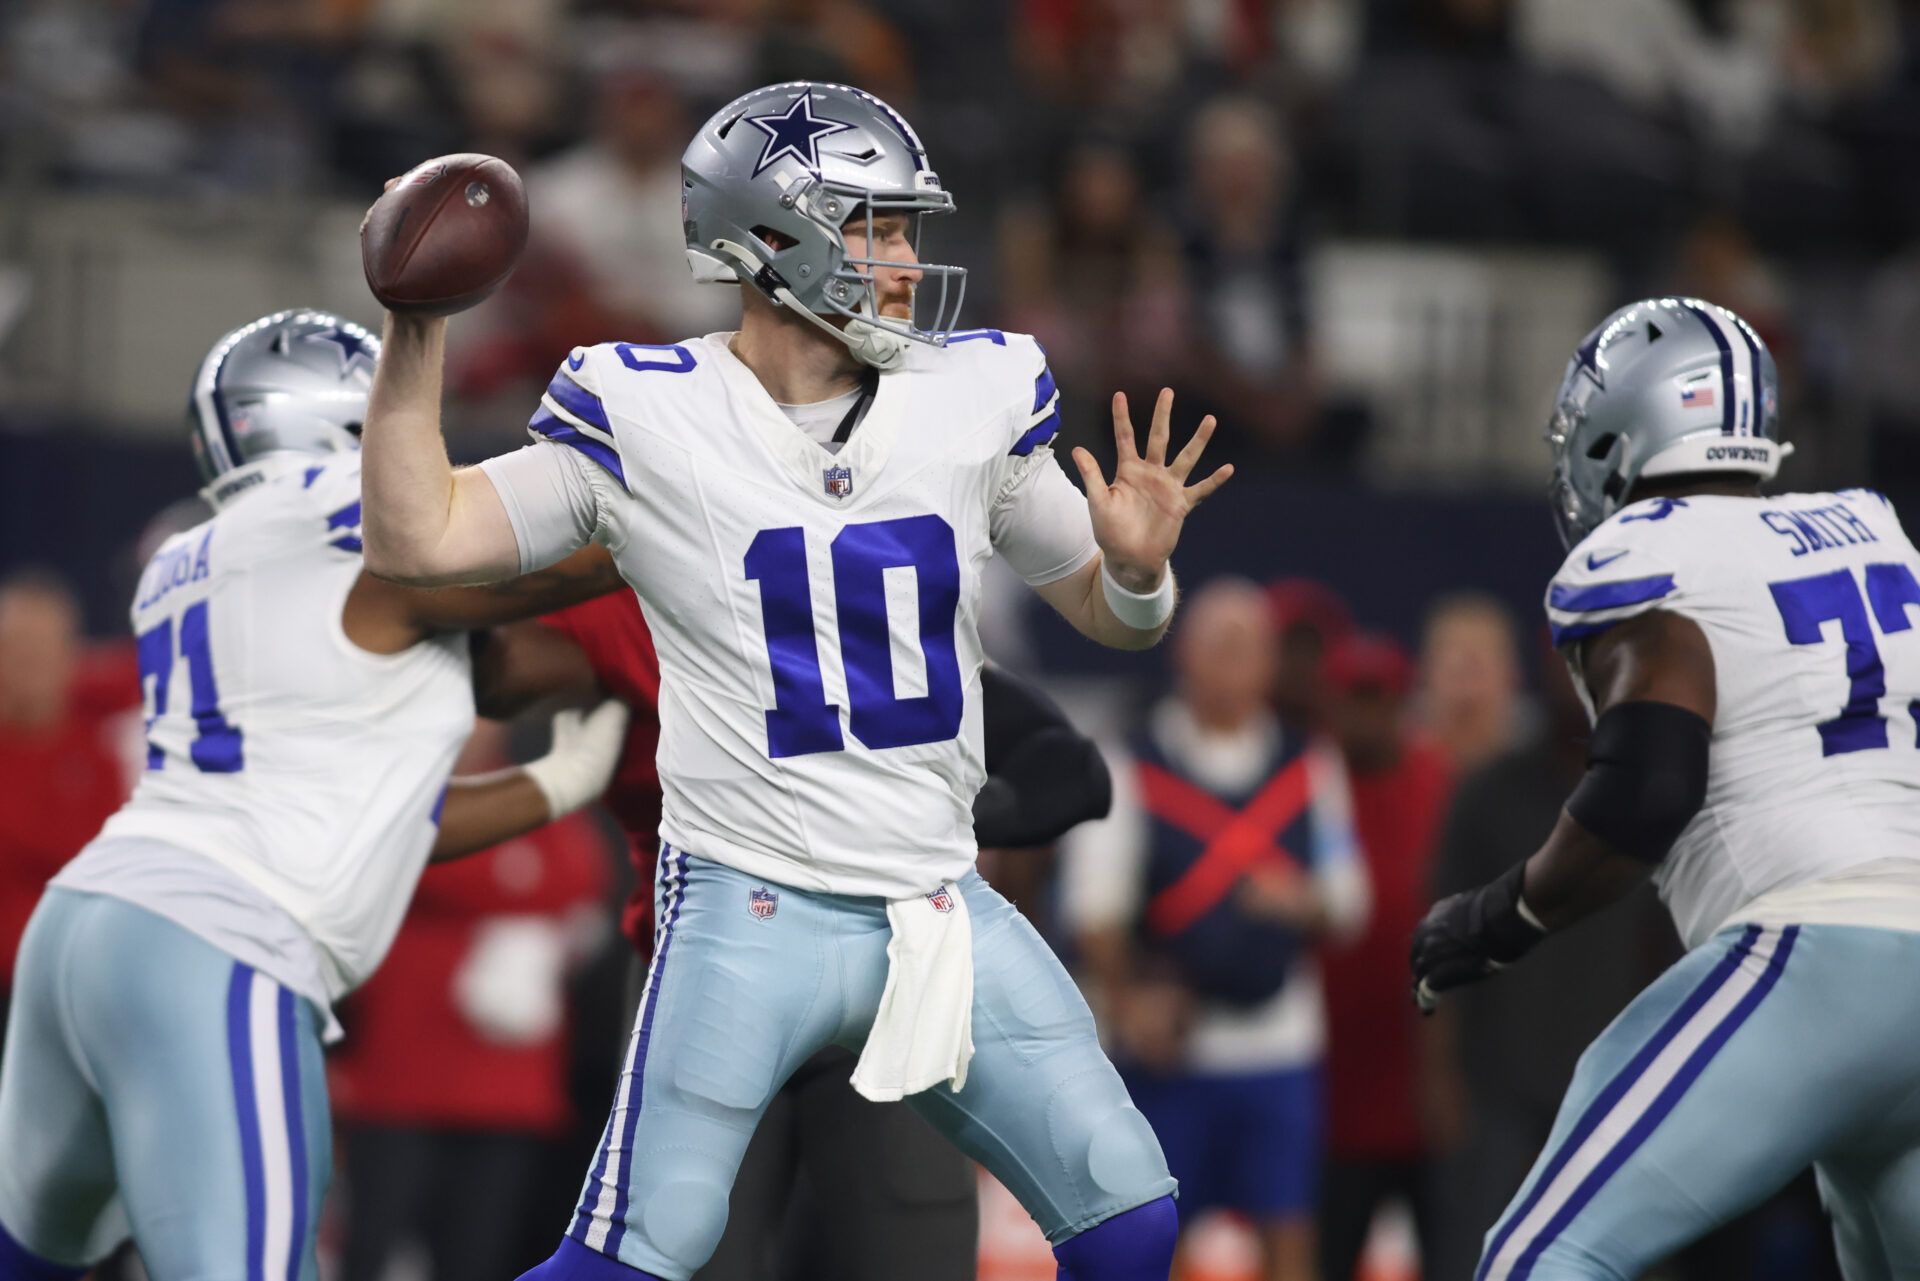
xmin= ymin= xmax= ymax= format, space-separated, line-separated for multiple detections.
xmin=277 ymin=987 xmax=308 ymax=1281
xmin=604 ymin=849 xmax=691 ymax=1256
xmin=1481 ymin=925 xmax=1798 ymax=1280
xmin=226 ymin=964 xmax=266 ymax=1281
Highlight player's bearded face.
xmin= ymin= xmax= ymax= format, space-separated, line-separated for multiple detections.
xmin=842 ymin=212 xmax=922 ymax=320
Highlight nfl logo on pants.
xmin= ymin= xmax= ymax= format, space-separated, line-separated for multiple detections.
xmin=824 ymin=465 xmax=853 ymax=499
xmin=749 ymin=886 xmax=779 ymax=920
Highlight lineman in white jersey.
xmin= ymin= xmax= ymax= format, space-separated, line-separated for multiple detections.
xmin=0 ymin=311 xmax=630 ymax=1281
xmin=1412 ymin=297 xmax=1920 ymax=1278
xmin=358 ymin=83 xmax=1233 ymax=1281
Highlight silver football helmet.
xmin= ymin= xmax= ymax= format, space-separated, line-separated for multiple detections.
xmin=189 ymin=309 xmax=380 ymax=493
xmin=1547 ymin=296 xmax=1787 ymax=548
xmin=681 ymin=81 xmax=965 ymax=371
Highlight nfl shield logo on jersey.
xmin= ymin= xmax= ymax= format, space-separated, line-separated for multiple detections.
xmin=824 ymin=464 xmax=853 ymax=500
xmin=926 ymin=884 xmax=955 ymax=914
xmin=749 ymin=886 xmax=779 ymax=921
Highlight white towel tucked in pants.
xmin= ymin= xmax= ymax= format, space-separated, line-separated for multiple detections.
xmin=850 ymin=882 xmax=976 ymax=1102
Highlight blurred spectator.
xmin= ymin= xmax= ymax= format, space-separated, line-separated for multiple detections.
xmin=999 ymin=139 xmax=1191 ymax=435
xmin=524 ymin=66 xmax=739 ymax=344
xmin=1266 ymin=577 xmax=1354 ymax=730
xmin=1179 ymin=95 xmax=1323 ymax=460
xmin=1422 ymin=645 xmax=1673 ymax=1281
xmin=1417 ymin=592 xmax=1524 ymax=775
xmin=329 ymin=720 xmax=613 ymax=1281
xmin=752 ymin=0 xmax=917 ymax=106
xmin=0 ymin=570 xmax=138 ymax=1044
xmin=1317 ymin=633 xmax=1452 ymax=1281
xmin=1063 ymin=579 xmax=1368 ymax=1281
xmin=1862 ymin=233 xmax=1920 ymax=483
xmin=1515 ymin=0 xmax=1781 ymax=152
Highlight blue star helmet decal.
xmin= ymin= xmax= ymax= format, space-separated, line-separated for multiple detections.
xmin=747 ymin=93 xmax=854 ymax=178
xmin=304 ymin=324 xmax=376 ymax=377
xmin=1572 ymin=329 xmax=1606 ymax=391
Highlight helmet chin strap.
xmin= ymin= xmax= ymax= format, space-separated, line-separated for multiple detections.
xmin=710 ymin=237 xmax=908 ymax=372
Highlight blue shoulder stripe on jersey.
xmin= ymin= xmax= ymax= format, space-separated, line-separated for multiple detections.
xmin=1548 ymin=574 xmax=1676 ymax=615
xmin=546 ymin=371 xmax=612 ymax=433
xmin=941 ymin=329 xmax=1005 ymax=346
xmin=326 ymin=500 xmax=363 ymax=554
xmin=1032 ymin=365 xmax=1058 ymax=415
xmin=531 ymin=408 xmax=627 ymax=486
xmin=1010 ymin=408 xmax=1062 ymax=458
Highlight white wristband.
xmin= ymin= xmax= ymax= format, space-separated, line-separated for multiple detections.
xmin=1100 ymin=561 xmax=1175 ymax=631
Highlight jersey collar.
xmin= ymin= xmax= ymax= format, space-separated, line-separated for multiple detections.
xmin=705 ymin=333 xmax=903 ymax=509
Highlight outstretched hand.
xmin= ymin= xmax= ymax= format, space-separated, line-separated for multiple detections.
xmin=1071 ymin=389 xmax=1233 ymax=590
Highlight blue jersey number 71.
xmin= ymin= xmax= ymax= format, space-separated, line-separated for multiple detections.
xmin=137 ymin=600 xmax=244 ymax=772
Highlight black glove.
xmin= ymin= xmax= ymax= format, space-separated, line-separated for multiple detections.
xmin=1410 ymin=861 xmax=1546 ymax=1011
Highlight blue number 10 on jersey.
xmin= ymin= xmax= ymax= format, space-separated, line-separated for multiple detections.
xmin=745 ymin=514 xmax=963 ymax=758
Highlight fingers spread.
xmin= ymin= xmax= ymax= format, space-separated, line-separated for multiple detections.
xmin=1071 ymin=447 xmax=1109 ymax=505
xmin=1184 ymin=463 xmax=1235 ymax=508
xmin=1111 ymin=392 xmax=1139 ymax=461
xmin=1145 ymin=387 xmax=1173 ymax=465
xmin=1170 ymin=414 xmax=1217 ymax=480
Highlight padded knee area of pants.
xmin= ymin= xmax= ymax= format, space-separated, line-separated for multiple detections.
xmin=1084 ymin=1104 xmax=1169 ymax=1199
xmin=639 ymin=1180 xmax=731 ymax=1272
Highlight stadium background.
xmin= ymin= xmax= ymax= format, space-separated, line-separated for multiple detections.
xmin=3 ymin=0 xmax=1918 ymax=1277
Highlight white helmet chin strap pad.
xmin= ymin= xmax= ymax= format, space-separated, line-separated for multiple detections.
xmin=711 ymin=237 xmax=908 ymax=372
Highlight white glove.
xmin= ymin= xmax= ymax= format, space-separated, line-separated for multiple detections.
xmin=522 ymin=700 xmax=629 ymax=818
xmin=452 ymin=916 xmax=567 ymax=1045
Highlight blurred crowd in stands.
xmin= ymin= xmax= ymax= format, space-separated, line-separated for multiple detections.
xmin=4 ymin=2 xmax=1918 ymax=1278
xmin=8 ymin=0 xmax=1920 ymax=478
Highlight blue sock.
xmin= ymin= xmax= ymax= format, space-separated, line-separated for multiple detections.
xmin=0 ymin=1216 xmax=86 ymax=1281
xmin=515 ymin=1237 xmax=668 ymax=1281
xmin=1052 ymin=1195 xmax=1179 ymax=1281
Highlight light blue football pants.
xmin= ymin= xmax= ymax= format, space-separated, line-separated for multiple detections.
xmin=567 ymin=848 xmax=1176 ymax=1280
xmin=0 ymin=889 xmax=330 ymax=1281
xmin=1478 ymin=921 xmax=1920 ymax=1280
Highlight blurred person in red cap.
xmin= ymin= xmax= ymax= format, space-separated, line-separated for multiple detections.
xmin=1417 ymin=593 xmax=1524 ymax=775
xmin=330 ymin=719 xmax=617 ymax=1281
xmin=1266 ymin=577 xmax=1354 ymax=730
xmin=0 ymin=570 xmax=138 ymax=1056
xmin=1063 ymin=578 xmax=1369 ymax=1281
xmin=1316 ymin=632 xmax=1453 ymax=1281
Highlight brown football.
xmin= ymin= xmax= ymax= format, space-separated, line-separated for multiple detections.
xmin=360 ymin=153 xmax=529 ymax=315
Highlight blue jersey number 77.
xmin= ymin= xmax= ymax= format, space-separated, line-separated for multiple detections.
xmin=1770 ymin=561 xmax=1920 ymax=756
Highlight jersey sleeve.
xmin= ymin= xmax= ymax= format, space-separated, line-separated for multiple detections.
xmin=1544 ymin=506 xmax=1693 ymax=647
xmin=989 ymin=337 xmax=1098 ymax=586
xmin=477 ymin=442 xmax=611 ymax=573
xmin=527 ymin=347 xmax=628 ymax=489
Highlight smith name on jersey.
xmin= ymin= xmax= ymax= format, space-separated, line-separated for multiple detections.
xmin=480 ymin=329 xmax=1096 ymax=900
xmin=1547 ymin=489 xmax=1920 ymax=946
xmin=94 ymin=453 xmax=475 ymax=998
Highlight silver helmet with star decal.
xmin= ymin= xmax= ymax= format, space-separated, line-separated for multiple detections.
xmin=187 ymin=309 xmax=380 ymax=488
xmin=1546 ymin=296 xmax=1786 ymax=548
xmin=681 ymin=81 xmax=965 ymax=371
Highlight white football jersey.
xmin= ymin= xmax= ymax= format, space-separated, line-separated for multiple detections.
xmin=480 ymin=329 xmax=1097 ymax=899
xmin=94 ymin=453 xmax=475 ymax=997
xmin=1546 ymin=489 xmax=1920 ymax=945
